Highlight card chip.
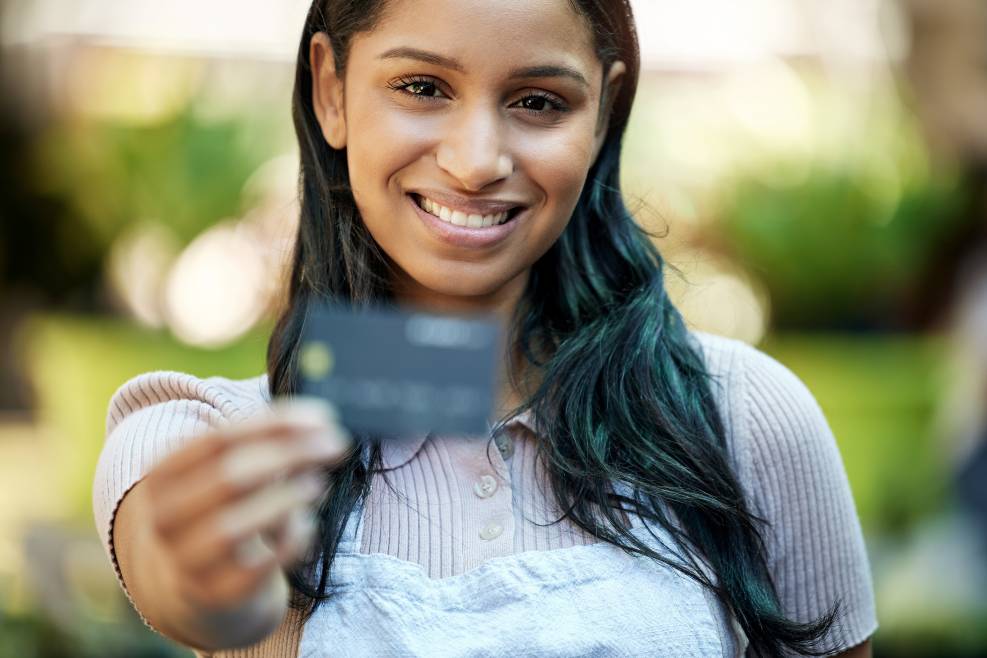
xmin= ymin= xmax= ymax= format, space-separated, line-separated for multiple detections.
xmin=300 ymin=341 xmax=334 ymax=380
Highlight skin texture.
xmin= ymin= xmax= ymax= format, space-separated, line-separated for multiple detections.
xmin=310 ymin=3 xmax=872 ymax=656
xmin=113 ymin=400 xmax=353 ymax=650
xmin=113 ymin=2 xmax=627 ymax=650
xmin=310 ymin=0 xmax=625 ymax=422
xmin=310 ymin=0 xmax=626 ymax=325
xmin=112 ymin=1 xmax=874 ymax=654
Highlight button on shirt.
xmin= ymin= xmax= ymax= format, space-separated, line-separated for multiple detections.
xmin=478 ymin=522 xmax=504 ymax=541
xmin=94 ymin=329 xmax=878 ymax=657
xmin=473 ymin=474 xmax=498 ymax=498
xmin=358 ymin=411 xmax=599 ymax=578
xmin=494 ymin=432 xmax=514 ymax=460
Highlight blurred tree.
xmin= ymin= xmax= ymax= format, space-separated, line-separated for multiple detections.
xmin=904 ymin=0 xmax=987 ymax=164
xmin=34 ymin=109 xmax=276 ymax=250
xmin=0 ymin=70 xmax=281 ymax=407
xmin=0 ymin=119 xmax=105 ymax=309
xmin=902 ymin=0 xmax=987 ymax=329
xmin=714 ymin=162 xmax=964 ymax=331
xmin=0 ymin=59 xmax=107 ymax=411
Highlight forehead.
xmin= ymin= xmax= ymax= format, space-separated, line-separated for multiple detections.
xmin=353 ymin=0 xmax=600 ymax=77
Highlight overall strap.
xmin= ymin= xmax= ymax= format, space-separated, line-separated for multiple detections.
xmin=335 ymin=494 xmax=365 ymax=554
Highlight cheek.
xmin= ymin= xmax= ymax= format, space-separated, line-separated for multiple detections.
xmin=344 ymin=93 xmax=435 ymax=211
xmin=515 ymin=126 xmax=596 ymax=226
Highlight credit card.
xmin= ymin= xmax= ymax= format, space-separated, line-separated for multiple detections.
xmin=294 ymin=300 xmax=504 ymax=438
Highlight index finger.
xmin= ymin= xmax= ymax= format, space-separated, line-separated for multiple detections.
xmin=150 ymin=397 xmax=343 ymax=482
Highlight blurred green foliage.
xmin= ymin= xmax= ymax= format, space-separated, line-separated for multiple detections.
xmin=34 ymin=109 xmax=280 ymax=247
xmin=15 ymin=314 xmax=271 ymax=521
xmin=3 ymin=107 xmax=282 ymax=308
xmin=18 ymin=313 xmax=948 ymax=541
xmin=2 ymin=35 xmax=976 ymax=656
xmin=0 ymin=114 xmax=98 ymax=303
xmin=719 ymin=169 xmax=964 ymax=329
xmin=759 ymin=332 xmax=951 ymax=538
xmin=0 ymin=608 xmax=189 ymax=658
xmin=714 ymin=90 xmax=968 ymax=330
xmin=0 ymin=612 xmax=75 ymax=658
xmin=877 ymin=617 xmax=987 ymax=658
xmin=10 ymin=316 xmax=971 ymax=654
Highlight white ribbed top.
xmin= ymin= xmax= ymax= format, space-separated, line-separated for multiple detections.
xmin=92 ymin=330 xmax=878 ymax=657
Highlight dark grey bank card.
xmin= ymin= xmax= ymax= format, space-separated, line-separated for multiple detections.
xmin=296 ymin=301 xmax=504 ymax=438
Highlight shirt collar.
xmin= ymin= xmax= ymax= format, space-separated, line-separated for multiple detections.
xmin=374 ymin=407 xmax=538 ymax=470
xmin=259 ymin=378 xmax=539 ymax=470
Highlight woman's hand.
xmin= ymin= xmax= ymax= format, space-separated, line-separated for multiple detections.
xmin=116 ymin=397 xmax=352 ymax=649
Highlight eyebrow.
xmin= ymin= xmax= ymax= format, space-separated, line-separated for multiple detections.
xmin=377 ymin=47 xmax=590 ymax=88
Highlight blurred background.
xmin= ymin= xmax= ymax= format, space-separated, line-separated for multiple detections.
xmin=0 ymin=0 xmax=985 ymax=655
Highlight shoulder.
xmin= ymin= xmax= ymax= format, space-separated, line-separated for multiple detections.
xmin=687 ymin=333 xmax=878 ymax=650
xmin=688 ymin=329 xmax=825 ymax=435
xmin=688 ymin=328 xmax=813 ymax=401
xmin=106 ymin=370 xmax=271 ymax=435
xmin=686 ymin=329 xmax=826 ymax=475
xmin=686 ymin=329 xmax=852 ymax=532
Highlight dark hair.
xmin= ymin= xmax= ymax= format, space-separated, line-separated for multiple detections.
xmin=268 ymin=1 xmax=843 ymax=655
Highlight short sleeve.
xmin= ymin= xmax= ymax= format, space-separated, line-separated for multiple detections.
xmin=736 ymin=344 xmax=879 ymax=655
xmin=92 ymin=370 xmax=267 ymax=630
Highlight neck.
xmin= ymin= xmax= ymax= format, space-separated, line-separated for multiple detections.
xmin=392 ymin=267 xmax=528 ymax=325
xmin=390 ymin=268 xmax=535 ymax=425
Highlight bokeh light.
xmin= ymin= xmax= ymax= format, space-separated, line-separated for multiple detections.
xmin=1 ymin=1 xmax=986 ymax=656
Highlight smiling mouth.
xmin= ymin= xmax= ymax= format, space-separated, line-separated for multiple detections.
xmin=411 ymin=194 xmax=525 ymax=228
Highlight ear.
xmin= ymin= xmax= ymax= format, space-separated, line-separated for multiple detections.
xmin=590 ymin=60 xmax=627 ymax=166
xmin=310 ymin=32 xmax=347 ymax=150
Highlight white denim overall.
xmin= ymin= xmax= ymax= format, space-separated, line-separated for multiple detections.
xmin=297 ymin=478 xmax=750 ymax=658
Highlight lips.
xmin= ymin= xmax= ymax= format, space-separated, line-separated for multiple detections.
xmin=411 ymin=193 xmax=523 ymax=228
xmin=410 ymin=189 xmax=527 ymax=217
xmin=406 ymin=193 xmax=527 ymax=249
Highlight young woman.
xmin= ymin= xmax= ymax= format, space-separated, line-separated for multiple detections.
xmin=94 ymin=1 xmax=878 ymax=656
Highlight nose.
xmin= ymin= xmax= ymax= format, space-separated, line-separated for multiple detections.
xmin=435 ymin=105 xmax=514 ymax=191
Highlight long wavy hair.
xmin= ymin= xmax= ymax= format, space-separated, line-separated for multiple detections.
xmin=268 ymin=1 xmax=843 ymax=655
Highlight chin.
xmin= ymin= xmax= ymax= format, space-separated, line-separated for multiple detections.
xmin=400 ymin=263 xmax=517 ymax=303
xmin=418 ymin=274 xmax=503 ymax=298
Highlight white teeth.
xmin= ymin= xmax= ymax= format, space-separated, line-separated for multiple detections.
xmin=416 ymin=195 xmax=511 ymax=228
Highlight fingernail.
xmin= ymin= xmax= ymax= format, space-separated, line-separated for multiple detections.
xmin=272 ymin=396 xmax=339 ymax=429
xmin=276 ymin=510 xmax=318 ymax=564
xmin=303 ymin=423 xmax=352 ymax=452
xmin=287 ymin=395 xmax=339 ymax=423
xmin=298 ymin=474 xmax=325 ymax=499
xmin=221 ymin=442 xmax=284 ymax=486
xmin=288 ymin=509 xmax=317 ymax=543
xmin=235 ymin=534 xmax=273 ymax=568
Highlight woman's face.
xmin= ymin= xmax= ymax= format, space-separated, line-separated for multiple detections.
xmin=311 ymin=0 xmax=624 ymax=317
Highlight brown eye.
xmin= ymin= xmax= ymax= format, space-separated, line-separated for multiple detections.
xmin=520 ymin=97 xmax=549 ymax=111
xmin=388 ymin=75 xmax=447 ymax=101
xmin=513 ymin=92 xmax=568 ymax=116
xmin=406 ymin=81 xmax=439 ymax=97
